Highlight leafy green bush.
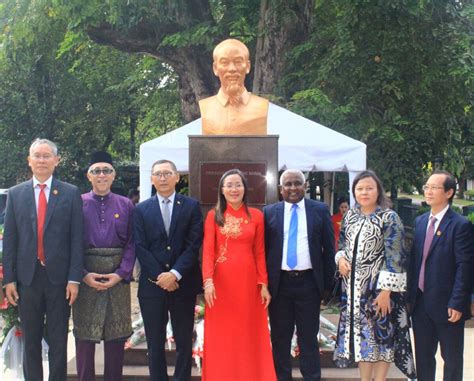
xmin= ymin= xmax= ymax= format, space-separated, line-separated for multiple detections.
xmin=467 ymin=213 xmax=474 ymax=224
xmin=465 ymin=190 xmax=474 ymax=200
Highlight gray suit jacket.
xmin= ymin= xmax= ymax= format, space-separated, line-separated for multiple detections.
xmin=3 ymin=177 xmax=84 ymax=286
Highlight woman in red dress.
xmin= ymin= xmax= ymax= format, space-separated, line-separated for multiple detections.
xmin=331 ymin=196 xmax=349 ymax=250
xmin=202 ymin=169 xmax=276 ymax=381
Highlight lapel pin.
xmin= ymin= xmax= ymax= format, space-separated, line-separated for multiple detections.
xmin=53 ymin=189 xmax=58 ymax=195
xmin=114 ymin=213 xmax=120 ymax=219
xmin=436 ymin=231 xmax=441 ymax=236
xmin=177 ymin=200 xmax=181 ymax=205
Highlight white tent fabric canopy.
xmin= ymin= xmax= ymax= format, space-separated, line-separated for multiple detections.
xmin=139 ymin=103 xmax=366 ymax=201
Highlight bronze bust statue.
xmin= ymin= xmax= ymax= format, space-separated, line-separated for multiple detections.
xmin=199 ymin=39 xmax=269 ymax=135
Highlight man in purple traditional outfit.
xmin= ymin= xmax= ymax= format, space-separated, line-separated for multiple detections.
xmin=72 ymin=152 xmax=135 ymax=381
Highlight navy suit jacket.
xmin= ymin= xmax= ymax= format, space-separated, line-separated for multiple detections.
xmin=408 ymin=207 xmax=472 ymax=322
xmin=134 ymin=193 xmax=203 ymax=298
xmin=3 ymin=178 xmax=84 ymax=285
xmin=264 ymin=199 xmax=335 ymax=299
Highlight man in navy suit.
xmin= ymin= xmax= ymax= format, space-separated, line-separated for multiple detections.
xmin=408 ymin=170 xmax=472 ymax=381
xmin=264 ymin=169 xmax=335 ymax=381
xmin=3 ymin=138 xmax=84 ymax=381
xmin=134 ymin=159 xmax=203 ymax=381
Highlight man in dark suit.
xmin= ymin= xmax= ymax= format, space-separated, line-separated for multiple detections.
xmin=264 ymin=169 xmax=335 ymax=381
xmin=408 ymin=170 xmax=472 ymax=381
xmin=3 ymin=138 xmax=84 ymax=381
xmin=134 ymin=159 xmax=203 ymax=381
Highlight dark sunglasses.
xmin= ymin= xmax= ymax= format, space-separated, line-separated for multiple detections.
xmin=89 ymin=168 xmax=114 ymax=175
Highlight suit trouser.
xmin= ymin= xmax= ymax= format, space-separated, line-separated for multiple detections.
xmin=75 ymin=339 xmax=126 ymax=381
xmin=269 ymin=270 xmax=321 ymax=381
xmin=412 ymin=291 xmax=464 ymax=381
xmin=139 ymin=292 xmax=196 ymax=381
xmin=18 ymin=263 xmax=70 ymax=381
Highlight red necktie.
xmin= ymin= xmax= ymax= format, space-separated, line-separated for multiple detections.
xmin=37 ymin=184 xmax=47 ymax=264
xmin=418 ymin=216 xmax=436 ymax=291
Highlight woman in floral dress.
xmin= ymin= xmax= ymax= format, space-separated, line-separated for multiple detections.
xmin=334 ymin=170 xmax=416 ymax=380
xmin=202 ymin=169 xmax=276 ymax=381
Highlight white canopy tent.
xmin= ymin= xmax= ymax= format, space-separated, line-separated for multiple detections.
xmin=139 ymin=103 xmax=366 ymax=204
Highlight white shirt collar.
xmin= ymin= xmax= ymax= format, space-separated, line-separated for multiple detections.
xmin=33 ymin=176 xmax=53 ymax=189
xmin=429 ymin=203 xmax=450 ymax=222
xmin=156 ymin=191 xmax=176 ymax=204
xmin=284 ymin=198 xmax=305 ymax=211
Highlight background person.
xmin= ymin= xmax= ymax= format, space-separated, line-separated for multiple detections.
xmin=202 ymin=169 xmax=276 ymax=380
xmin=72 ymin=152 xmax=135 ymax=381
xmin=128 ymin=188 xmax=140 ymax=205
xmin=408 ymin=170 xmax=472 ymax=381
xmin=334 ymin=170 xmax=415 ymax=381
xmin=264 ymin=169 xmax=335 ymax=381
xmin=3 ymin=138 xmax=84 ymax=380
xmin=134 ymin=159 xmax=203 ymax=381
xmin=331 ymin=196 xmax=349 ymax=251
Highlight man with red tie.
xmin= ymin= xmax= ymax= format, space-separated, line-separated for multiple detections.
xmin=408 ymin=170 xmax=472 ymax=381
xmin=3 ymin=138 xmax=84 ymax=380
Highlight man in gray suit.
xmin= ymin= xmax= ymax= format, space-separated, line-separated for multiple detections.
xmin=3 ymin=138 xmax=84 ymax=381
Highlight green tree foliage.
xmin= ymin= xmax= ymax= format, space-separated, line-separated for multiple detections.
xmin=0 ymin=0 xmax=182 ymax=188
xmin=0 ymin=0 xmax=472 ymax=195
xmin=286 ymin=0 xmax=473 ymax=193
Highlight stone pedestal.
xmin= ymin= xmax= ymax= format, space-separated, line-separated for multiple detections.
xmin=188 ymin=135 xmax=279 ymax=214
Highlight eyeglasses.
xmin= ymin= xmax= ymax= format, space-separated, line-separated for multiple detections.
xmin=223 ymin=183 xmax=244 ymax=189
xmin=89 ymin=168 xmax=114 ymax=175
xmin=422 ymin=185 xmax=444 ymax=191
xmin=152 ymin=171 xmax=174 ymax=179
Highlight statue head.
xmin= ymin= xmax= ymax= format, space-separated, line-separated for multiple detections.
xmin=213 ymin=39 xmax=251 ymax=98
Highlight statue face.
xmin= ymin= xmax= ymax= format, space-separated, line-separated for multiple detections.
xmin=213 ymin=42 xmax=250 ymax=93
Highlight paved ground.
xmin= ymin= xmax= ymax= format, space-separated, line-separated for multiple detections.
xmin=62 ymin=326 xmax=474 ymax=380
xmin=2 ymin=281 xmax=473 ymax=380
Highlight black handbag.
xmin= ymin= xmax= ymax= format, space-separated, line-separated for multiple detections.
xmin=324 ymin=270 xmax=342 ymax=307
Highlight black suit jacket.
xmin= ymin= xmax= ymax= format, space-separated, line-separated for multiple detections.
xmin=3 ymin=178 xmax=84 ymax=285
xmin=408 ymin=208 xmax=472 ymax=322
xmin=134 ymin=193 xmax=203 ymax=298
xmin=264 ymin=199 xmax=335 ymax=298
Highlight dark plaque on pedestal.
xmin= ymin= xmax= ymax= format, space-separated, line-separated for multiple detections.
xmin=200 ymin=162 xmax=267 ymax=205
xmin=188 ymin=135 xmax=279 ymax=212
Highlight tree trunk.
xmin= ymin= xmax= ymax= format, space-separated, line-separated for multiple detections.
xmin=168 ymin=47 xmax=218 ymax=122
xmin=86 ymin=25 xmax=217 ymax=123
xmin=457 ymin=172 xmax=465 ymax=199
xmin=130 ymin=110 xmax=137 ymax=160
xmin=253 ymin=0 xmax=314 ymax=95
xmin=85 ymin=0 xmax=315 ymax=120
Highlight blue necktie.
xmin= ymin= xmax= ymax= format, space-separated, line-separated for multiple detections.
xmin=287 ymin=204 xmax=298 ymax=269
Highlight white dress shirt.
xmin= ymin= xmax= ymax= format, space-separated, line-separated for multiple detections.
xmin=427 ymin=204 xmax=449 ymax=233
xmin=281 ymin=199 xmax=312 ymax=271
xmin=33 ymin=176 xmax=79 ymax=284
xmin=156 ymin=191 xmax=176 ymax=217
xmin=33 ymin=176 xmax=53 ymax=211
xmin=156 ymin=192 xmax=181 ymax=280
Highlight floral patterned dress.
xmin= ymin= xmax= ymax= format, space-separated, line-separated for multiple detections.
xmin=333 ymin=207 xmax=416 ymax=378
xmin=202 ymin=206 xmax=276 ymax=381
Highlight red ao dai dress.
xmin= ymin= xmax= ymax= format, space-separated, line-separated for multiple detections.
xmin=202 ymin=206 xmax=276 ymax=381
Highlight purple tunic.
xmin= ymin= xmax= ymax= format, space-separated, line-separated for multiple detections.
xmin=82 ymin=191 xmax=135 ymax=281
